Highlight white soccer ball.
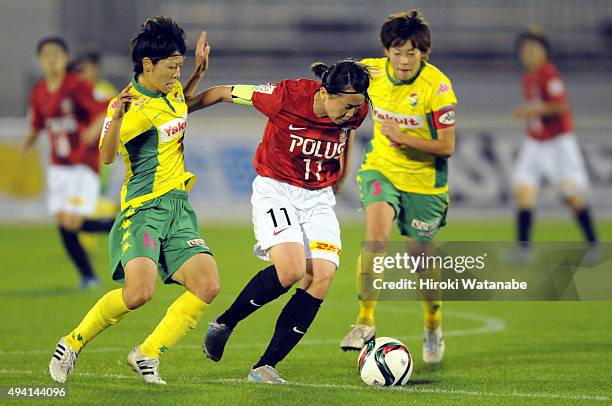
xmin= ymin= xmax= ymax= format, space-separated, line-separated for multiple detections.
xmin=357 ymin=337 xmax=413 ymax=386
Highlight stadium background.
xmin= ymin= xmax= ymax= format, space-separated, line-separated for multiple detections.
xmin=1 ymin=0 xmax=611 ymax=220
xmin=0 ymin=1 xmax=610 ymax=404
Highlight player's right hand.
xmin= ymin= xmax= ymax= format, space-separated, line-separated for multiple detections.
xmin=112 ymin=84 xmax=138 ymax=119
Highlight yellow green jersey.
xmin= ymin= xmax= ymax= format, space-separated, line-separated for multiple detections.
xmin=100 ymin=78 xmax=195 ymax=210
xmin=360 ymin=58 xmax=457 ymax=194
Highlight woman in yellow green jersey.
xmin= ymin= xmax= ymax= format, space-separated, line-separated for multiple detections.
xmin=49 ymin=17 xmax=220 ymax=385
xmin=340 ymin=10 xmax=457 ymax=365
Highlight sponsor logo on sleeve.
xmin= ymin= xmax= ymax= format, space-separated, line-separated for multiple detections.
xmin=547 ymin=78 xmax=564 ymax=97
xmin=254 ymin=84 xmax=276 ymax=94
xmin=100 ymin=118 xmax=112 ymax=140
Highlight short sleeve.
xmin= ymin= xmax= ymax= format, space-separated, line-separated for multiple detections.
xmin=72 ymin=78 xmax=108 ymax=119
xmin=541 ymin=66 xmax=566 ymax=102
xmin=251 ymin=81 xmax=285 ymax=118
xmin=430 ymin=77 xmax=457 ymax=129
xmin=99 ymin=97 xmax=152 ymax=150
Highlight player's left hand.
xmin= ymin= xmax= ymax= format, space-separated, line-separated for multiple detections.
xmin=381 ymin=119 xmax=408 ymax=146
xmin=194 ymin=31 xmax=211 ymax=74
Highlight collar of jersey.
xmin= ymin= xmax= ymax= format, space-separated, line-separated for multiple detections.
xmin=131 ymin=77 xmax=163 ymax=98
xmin=385 ymin=60 xmax=425 ymax=86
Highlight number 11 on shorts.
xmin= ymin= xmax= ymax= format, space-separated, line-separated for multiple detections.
xmin=267 ymin=207 xmax=291 ymax=228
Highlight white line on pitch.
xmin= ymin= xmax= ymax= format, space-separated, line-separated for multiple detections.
xmin=0 ymin=309 xmax=506 ymax=356
xmin=0 ymin=369 xmax=608 ymax=402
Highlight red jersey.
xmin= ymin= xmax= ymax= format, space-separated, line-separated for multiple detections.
xmin=29 ymin=72 xmax=107 ymax=172
xmin=251 ymin=79 xmax=368 ymax=190
xmin=522 ymin=62 xmax=573 ymax=141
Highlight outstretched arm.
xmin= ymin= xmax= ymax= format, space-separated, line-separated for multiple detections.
xmin=512 ymin=101 xmax=568 ymax=120
xmin=187 ymin=85 xmax=233 ymax=113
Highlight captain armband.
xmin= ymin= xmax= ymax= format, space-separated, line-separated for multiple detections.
xmin=231 ymin=85 xmax=256 ymax=106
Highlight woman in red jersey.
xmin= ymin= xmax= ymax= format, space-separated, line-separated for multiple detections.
xmin=511 ymin=29 xmax=598 ymax=261
xmin=21 ymin=37 xmax=112 ymax=288
xmin=189 ymin=60 xmax=370 ymax=383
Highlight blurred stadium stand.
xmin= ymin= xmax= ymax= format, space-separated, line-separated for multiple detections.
xmin=1 ymin=0 xmax=611 ymax=221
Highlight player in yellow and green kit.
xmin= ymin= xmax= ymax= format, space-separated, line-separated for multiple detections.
xmin=49 ymin=17 xmax=220 ymax=385
xmin=340 ymin=10 xmax=457 ymax=365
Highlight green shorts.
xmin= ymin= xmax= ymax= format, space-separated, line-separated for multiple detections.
xmin=108 ymin=189 xmax=212 ymax=284
xmin=357 ymin=169 xmax=449 ymax=243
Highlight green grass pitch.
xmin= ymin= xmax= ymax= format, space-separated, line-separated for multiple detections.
xmin=0 ymin=219 xmax=610 ymax=405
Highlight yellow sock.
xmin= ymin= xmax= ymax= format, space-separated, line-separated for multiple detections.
xmin=356 ymin=251 xmax=384 ymax=327
xmin=422 ymin=300 xmax=442 ymax=331
xmin=65 ymin=288 xmax=131 ymax=352
xmin=140 ymin=291 xmax=208 ymax=358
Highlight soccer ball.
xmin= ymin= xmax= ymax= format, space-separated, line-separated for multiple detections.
xmin=357 ymin=337 xmax=413 ymax=386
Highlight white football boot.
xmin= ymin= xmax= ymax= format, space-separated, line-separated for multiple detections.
xmin=340 ymin=324 xmax=376 ymax=351
xmin=248 ymin=365 xmax=287 ymax=384
xmin=49 ymin=337 xmax=79 ymax=383
xmin=423 ymin=327 xmax=445 ymax=364
xmin=127 ymin=346 xmax=166 ymax=385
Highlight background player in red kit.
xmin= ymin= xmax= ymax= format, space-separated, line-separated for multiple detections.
xmin=512 ymin=29 xmax=598 ymax=257
xmin=189 ymin=60 xmax=370 ymax=383
xmin=20 ymin=37 xmax=114 ymax=288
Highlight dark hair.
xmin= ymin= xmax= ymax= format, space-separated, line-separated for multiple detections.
xmin=310 ymin=59 xmax=370 ymax=100
xmin=36 ymin=36 xmax=68 ymax=55
xmin=380 ymin=10 xmax=431 ymax=53
xmin=131 ymin=16 xmax=187 ymax=74
xmin=515 ymin=29 xmax=551 ymax=57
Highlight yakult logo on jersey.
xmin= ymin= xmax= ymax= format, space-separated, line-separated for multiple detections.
xmin=289 ymin=134 xmax=345 ymax=159
xmin=159 ymin=116 xmax=187 ymax=142
xmin=254 ymin=84 xmax=276 ymax=95
xmin=372 ymin=106 xmax=424 ymax=129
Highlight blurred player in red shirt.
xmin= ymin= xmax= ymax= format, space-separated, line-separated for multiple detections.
xmin=21 ymin=37 xmax=113 ymax=288
xmin=512 ymin=29 xmax=598 ymax=257
xmin=192 ymin=60 xmax=370 ymax=383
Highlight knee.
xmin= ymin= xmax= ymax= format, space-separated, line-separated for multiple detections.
xmin=366 ymin=228 xmax=391 ymax=246
xmin=276 ymin=261 xmax=306 ymax=287
xmin=198 ymin=280 xmax=221 ymax=304
xmin=123 ymin=285 xmax=155 ymax=310
xmin=186 ymin=273 xmax=221 ymax=304
xmin=515 ymin=185 xmax=535 ymax=208
xmin=309 ymin=269 xmax=336 ymax=298
xmin=59 ymin=217 xmax=81 ymax=232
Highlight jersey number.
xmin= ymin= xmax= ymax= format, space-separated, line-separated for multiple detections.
xmin=55 ymin=133 xmax=71 ymax=158
xmin=303 ymin=158 xmax=322 ymax=181
xmin=267 ymin=207 xmax=291 ymax=228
